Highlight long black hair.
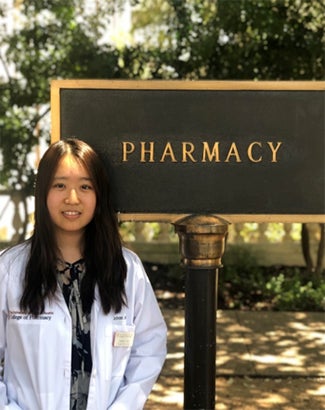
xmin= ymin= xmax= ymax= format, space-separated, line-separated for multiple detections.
xmin=20 ymin=138 xmax=127 ymax=315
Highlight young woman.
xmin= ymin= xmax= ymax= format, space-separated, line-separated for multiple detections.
xmin=0 ymin=138 xmax=167 ymax=409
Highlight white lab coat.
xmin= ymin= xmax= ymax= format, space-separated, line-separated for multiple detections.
xmin=0 ymin=242 xmax=167 ymax=410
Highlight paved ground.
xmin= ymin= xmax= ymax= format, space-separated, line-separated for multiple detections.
xmin=144 ymin=309 xmax=325 ymax=409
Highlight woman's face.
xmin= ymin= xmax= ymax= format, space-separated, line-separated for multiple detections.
xmin=46 ymin=154 xmax=97 ymax=241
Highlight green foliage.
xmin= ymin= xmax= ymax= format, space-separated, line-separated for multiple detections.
xmin=218 ymin=246 xmax=325 ymax=311
xmin=216 ymin=0 xmax=325 ymax=79
xmin=130 ymin=0 xmax=325 ymax=80
xmin=265 ymin=271 xmax=325 ymax=311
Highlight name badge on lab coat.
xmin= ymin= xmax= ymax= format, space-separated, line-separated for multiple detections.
xmin=113 ymin=331 xmax=135 ymax=347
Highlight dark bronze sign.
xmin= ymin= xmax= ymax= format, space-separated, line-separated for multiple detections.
xmin=51 ymin=80 xmax=325 ymax=222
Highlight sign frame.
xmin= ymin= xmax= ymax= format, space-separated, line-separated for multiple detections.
xmin=51 ymin=80 xmax=325 ymax=223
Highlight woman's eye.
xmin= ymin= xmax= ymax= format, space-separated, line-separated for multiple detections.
xmin=53 ymin=183 xmax=65 ymax=189
xmin=81 ymin=184 xmax=93 ymax=190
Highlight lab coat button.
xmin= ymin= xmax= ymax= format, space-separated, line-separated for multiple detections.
xmin=64 ymin=368 xmax=70 ymax=378
xmin=92 ymin=369 xmax=97 ymax=378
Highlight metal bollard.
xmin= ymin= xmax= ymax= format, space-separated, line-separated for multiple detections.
xmin=174 ymin=214 xmax=229 ymax=410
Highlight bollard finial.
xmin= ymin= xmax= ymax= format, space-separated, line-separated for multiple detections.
xmin=173 ymin=214 xmax=229 ymax=269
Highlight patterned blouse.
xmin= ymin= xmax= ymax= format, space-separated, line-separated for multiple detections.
xmin=57 ymin=259 xmax=92 ymax=410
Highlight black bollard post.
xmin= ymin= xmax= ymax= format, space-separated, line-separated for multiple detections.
xmin=174 ymin=215 xmax=229 ymax=410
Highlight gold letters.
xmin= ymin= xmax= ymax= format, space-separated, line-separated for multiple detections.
xmin=140 ymin=142 xmax=154 ymax=162
xmin=267 ymin=142 xmax=282 ymax=162
xmin=202 ymin=142 xmax=220 ymax=162
xmin=122 ymin=140 xmax=283 ymax=163
xmin=247 ymin=142 xmax=262 ymax=163
xmin=122 ymin=142 xmax=135 ymax=162
xmin=182 ymin=142 xmax=197 ymax=163
xmin=225 ymin=143 xmax=242 ymax=163
xmin=160 ymin=142 xmax=177 ymax=162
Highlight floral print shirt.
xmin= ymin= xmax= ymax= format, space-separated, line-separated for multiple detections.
xmin=57 ymin=259 xmax=92 ymax=410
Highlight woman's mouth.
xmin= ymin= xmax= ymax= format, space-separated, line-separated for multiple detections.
xmin=63 ymin=211 xmax=81 ymax=218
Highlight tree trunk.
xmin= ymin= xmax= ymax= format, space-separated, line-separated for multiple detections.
xmin=301 ymin=223 xmax=325 ymax=283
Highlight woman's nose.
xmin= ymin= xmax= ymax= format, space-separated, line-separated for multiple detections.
xmin=65 ymin=189 xmax=80 ymax=204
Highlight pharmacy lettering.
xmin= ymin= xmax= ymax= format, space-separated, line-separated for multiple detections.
xmin=122 ymin=141 xmax=283 ymax=163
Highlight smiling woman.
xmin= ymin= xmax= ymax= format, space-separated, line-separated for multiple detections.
xmin=0 ymin=138 xmax=167 ymax=410
xmin=46 ymin=154 xmax=97 ymax=260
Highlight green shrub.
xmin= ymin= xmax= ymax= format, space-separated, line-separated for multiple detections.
xmin=218 ymin=245 xmax=325 ymax=311
xmin=265 ymin=272 xmax=325 ymax=311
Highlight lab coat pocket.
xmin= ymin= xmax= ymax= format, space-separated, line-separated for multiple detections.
xmin=111 ymin=324 xmax=135 ymax=377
